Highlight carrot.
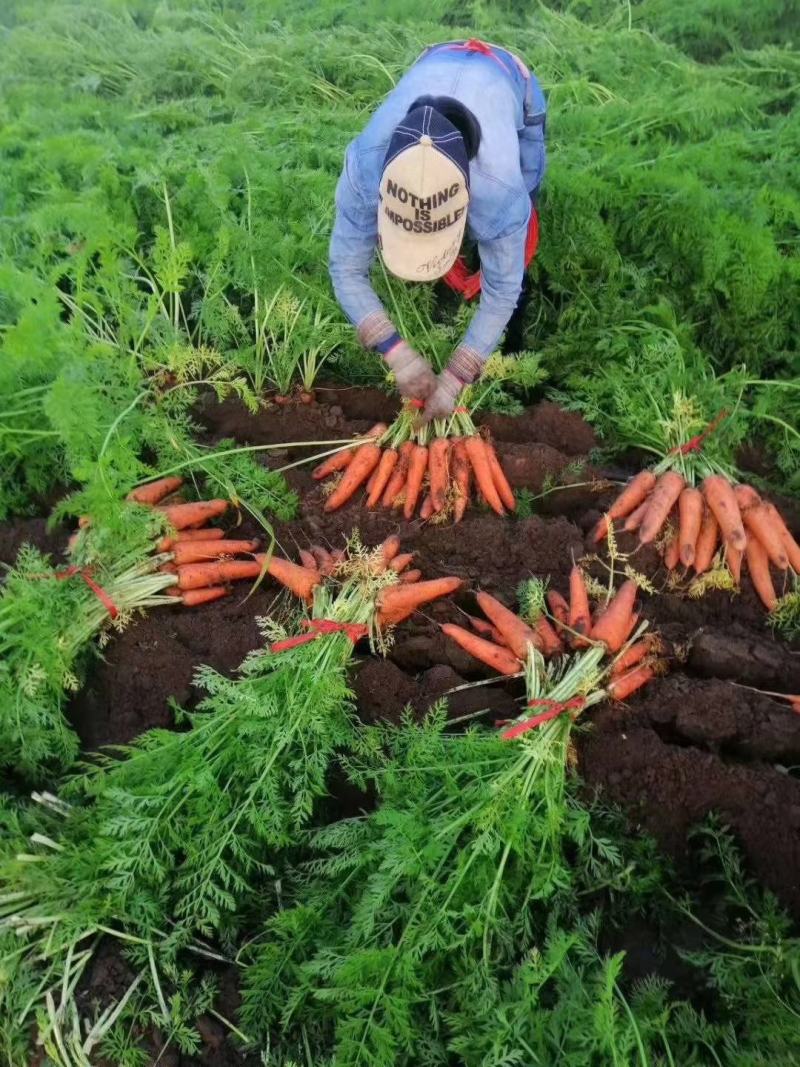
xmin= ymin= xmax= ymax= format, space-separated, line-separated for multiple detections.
xmin=546 ymin=590 xmax=570 ymax=630
xmin=428 ymin=438 xmax=451 ymax=513
xmin=733 ymin=484 xmax=762 ymax=512
xmin=171 ymin=539 xmax=258 ymax=565
xmin=376 ymin=576 xmax=463 ymax=627
xmin=744 ymin=537 xmax=777 ymax=611
xmin=568 ymin=566 xmax=591 ymax=638
xmin=160 ymin=562 xmax=178 ymax=574
xmin=381 ymin=535 xmax=401 ymax=565
xmin=312 ymin=447 xmax=354 ymax=480
xmin=592 ymin=470 xmax=658 ymax=542
xmin=726 ymin=545 xmax=743 ymax=584
xmin=590 ymin=580 xmax=638 ymax=653
xmin=623 ymin=500 xmax=651 ymax=533
xmin=677 ymin=487 xmax=703 ymax=568
xmin=159 ymin=499 xmax=229 ymax=530
xmin=741 ymin=504 xmax=789 ymax=570
xmin=702 ymin=476 xmax=746 ymax=552
xmin=451 ymin=438 xmax=471 ymax=523
xmin=483 ymin=440 xmax=516 ymax=512
xmin=324 ymin=442 xmax=382 ymax=511
xmin=463 ymin=615 xmax=507 ymax=646
xmin=258 ymin=554 xmax=321 ymax=602
xmin=762 ymin=503 xmax=800 ymax=572
xmin=178 ymin=528 xmax=225 ymax=542
xmin=298 ymin=549 xmax=318 ymax=571
xmin=663 ymin=529 xmax=680 ymax=570
xmin=179 ymin=586 xmax=230 ymax=608
xmin=127 ymin=476 xmax=184 ymax=506
xmin=381 ymin=441 xmax=415 ymax=508
xmin=419 ymin=494 xmax=434 ymax=521
xmin=330 ymin=548 xmax=347 ymax=565
xmin=403 ymin=444 xmax=429 ymax=520
xmin=533 ymin=615 xmax=564 ymax=656
xmin=475 ymin=591 xmax=540 ymax=660
xmin=390 ymin=552 xmax=415 ymax=573
xmin=464 ymin=436 xmax=504 ymax=516
xmin=607 ymin=664 xmax=657 ymax=702
xmin=638 ymin=471 xmax=686 ymax=544
xmin=177 ymin=559 xmax=264 ymax=591
xmin=366 ymin=448 xmax=399 ymax=508
xmin=440 ymin=623 xmax=522 ymax=676
xmin=399 ymin=569 xmax=422 ymax=584
xmin=611 ymin=639 xmax=658 ymax=678
xmin=693 ymin=507 xmax=719 ymax=575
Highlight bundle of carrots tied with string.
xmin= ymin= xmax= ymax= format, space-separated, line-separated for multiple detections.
xmin=441 ymin=569 xmax=667 ymax=719
xmin=590 ymin=401 xmax=800 ymax=613
xmin=311 ymin=399 xmax=515 ymax=521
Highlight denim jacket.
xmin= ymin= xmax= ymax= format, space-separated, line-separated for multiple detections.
xmin=329 ymin=41 xmax=547 ymax=362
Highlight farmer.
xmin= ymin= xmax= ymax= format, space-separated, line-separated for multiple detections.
xmin=329 ymin=39 xmax=546 ymax=422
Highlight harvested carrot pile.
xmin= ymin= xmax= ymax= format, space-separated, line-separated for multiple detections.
xmin=313 ymin=402 xmax=515 ymax=520
xmin=442 ymin=576 xmax=667 ymax=738
xmin=593 ymin=456 xmax=800 ymax=614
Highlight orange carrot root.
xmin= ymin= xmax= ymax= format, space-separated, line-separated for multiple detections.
xmin=590 ymin=580 xmax=638 ymax=653
xmin=399 ymin=568 xmax=422 ymax=584
xmin=726 ymin=544 xmax=743 ymax=584
xmin=377 ymin=576 xmax=463 ymax=627
xmin=623 ymin=500 xmax=650 ymax=533
xmin=313 ymin=448 xmax=354 ymax=480
xmin=324 ymin=442 xmax=382 ymax=512
xmin=475 ymin=590 xmax=539 ymax=661
xmin=451 ymin=438 xmax=471 ymax=523
xmin=170 ymin=539 xmax=258 ymax=565
xmin=256 ymin=554 xmax=320 ymax=602
xmin=464 ymin=435 xmax=505 ymax=516
xmin=366 ymin=448 xmax=399 ymax=508
xmin=403 ymin=444 xmax=429 ymax=520
xmin=546 ymin=590 xmax=570 ymax=630
xmin=593 ymin=470 xmax=658 ymax=543
xmin=428 ymin=438 xmax=451 ymax=513
xmin=693 ymin=507 xmax=719 ymax=575
xmin=677 ymin=487 xmax=703 ymax=568
xmin=611 ymin=639 xmax=655 ymax=677
xmin=381 ymin=441 xmax=415 ymax=508
xmin=762 ymin=503 xmax=800 ymax=572
xmin=534 ymin=616 xmax=564 ymax=656
xmin=741 ymin=503 xmax=789 ymax=570
xmin=702 ymin=476 xmax=747 ymax=552
xmin=639 ymin=471 xmax=686 ymax=545
xmin=419 ymin=494 xmax=434 ymax=521
xmin=179 ymin=586 xmax=230 ymax=608
xmin=159 ymin=499 xmax=229 ymax=530
xmin=484 ymin=439 xmax=516 ymax=512
xmin=298 ymin=548 xmax=318 ymax=571
xmin=177 ymin=559 xmax=264 ymax=591
xmin=608 ymin=663 xmax=657 ymax=701
xmin=127 ymin=476 xmax=185 ymax=506
xmin=390 ymin=552 xmax=415 ymax=573
xmin=744 ymin=537 xmax=777 ymax=611
xmin=568 ymin=565 xmax=591 ymax=640
xmin=663 ymin=529 xmax=680 ymax=570
xmin=380 ymin=535 xmax=401 ymax=565
xmin=440 ymin=623 xmax=522 ymax=675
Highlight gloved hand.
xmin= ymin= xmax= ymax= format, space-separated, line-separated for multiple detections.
xmin=419 ymin=368 xmax=462 ymax=424
xmin=384 ymin=341 xmax=437 ymax=401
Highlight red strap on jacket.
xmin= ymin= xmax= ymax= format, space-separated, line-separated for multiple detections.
xmin=443 ymin=209 xmax=539 ymax=302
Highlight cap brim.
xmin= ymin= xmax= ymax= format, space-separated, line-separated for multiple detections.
xmin=379 ymin=214 xmax=467 ymax=282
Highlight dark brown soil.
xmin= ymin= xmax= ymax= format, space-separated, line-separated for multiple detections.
xmin=3 ymin=391 xmax=800 ymax=1063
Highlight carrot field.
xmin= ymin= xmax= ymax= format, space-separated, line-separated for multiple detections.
xmin=2 ymin=1 xmax=800 ymax=1064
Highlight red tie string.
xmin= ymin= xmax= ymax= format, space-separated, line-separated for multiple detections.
xmin=453 ymin=406 xmax=469 ymax=415
xmin=52 ymin=566 xmax=119 ymax=620
xmin=670 ymin=409 xmax=729 ymax=456
xmin=409 ymin=398 xmax=425 ymax=410
xmin=270 ymin=618 xmax=368 ymax=654
xmin=500 ymin=696 xmax=586 ymax=740
xmin=446 ymin=39 xmax=512 ymax=75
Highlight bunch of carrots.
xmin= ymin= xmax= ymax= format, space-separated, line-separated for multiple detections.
xmin=593 ymin=464 xmax=800 ymax=612
xmin=442 ymin=569 xmax=665 ymax=708
xmin=312 ymin=403 xmax=515 ymax=521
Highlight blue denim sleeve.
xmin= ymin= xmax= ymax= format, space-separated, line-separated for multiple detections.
xmin=328 ymin=146 xmax=387 ymax=330
xmin=461 ymin=214 xmax=528 ymax=359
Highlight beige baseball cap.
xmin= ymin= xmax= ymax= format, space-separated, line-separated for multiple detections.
xmin=378 ymin=105 xmax=470 ymax=282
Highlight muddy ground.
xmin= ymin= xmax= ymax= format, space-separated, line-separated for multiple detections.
xmin=4 ymin=389 xmax=800 ymax=1065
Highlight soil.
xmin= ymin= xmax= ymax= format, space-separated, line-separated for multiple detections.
xmin=3 ymin=390 xmax=800 ymax=1062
